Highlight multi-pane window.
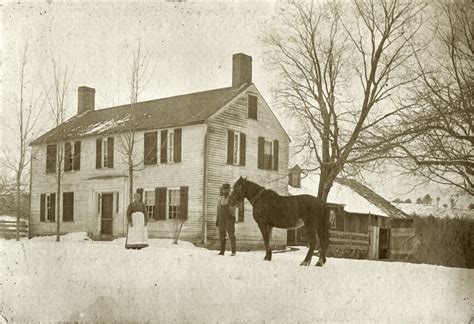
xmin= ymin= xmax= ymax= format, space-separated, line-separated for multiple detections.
xmin=46 ymin=194 xmax=51 ymax=220
xmin=102 ymin=139 xmax=108 ymax=167
xmin=168 ymin=188 xmax=180 ymax=220
xmin=144 ymin=190 xmax=155 ymax=220
xmin=233 ymin=132 xmax=240 ymax=165
xmin=258 ymin=137 xmax=279 ymax=171
xmin=227 ymin=130 xmax=246 ymax=166
xmin=264 ymin=140 xmax=273 ymax=170
xmin=64 ymin=141 xmax=81 ymax=172
xmin=168 ymin=131 xmax=174 ymax=163
xmin=96 ymin=137 xmax=114 ymax=169
xmin=40 ymin=193 xmax=55 ymax=222
xmin=329 ymin=210 xmax=336 ymax=229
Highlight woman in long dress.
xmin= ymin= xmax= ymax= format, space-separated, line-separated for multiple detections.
xmin=125 ymin=193 xmax=149 ymax=249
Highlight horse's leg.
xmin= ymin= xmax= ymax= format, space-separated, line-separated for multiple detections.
xmin=257 ymin=222 xmax=272 ymax=261
xmin=316 ymin=221 xmax=329 ymax=267
xmin=300 ymin=225 xmax=316 ymax=266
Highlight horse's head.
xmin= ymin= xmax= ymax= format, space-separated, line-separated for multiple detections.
xmin=228 ymin=176 xmax=247 ymax=207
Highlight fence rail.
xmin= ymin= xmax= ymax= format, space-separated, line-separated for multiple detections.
xmin=0 ymin=220 xmax=28 ymax=239
xmin=329 ymin=230 xmax=369 ymax=251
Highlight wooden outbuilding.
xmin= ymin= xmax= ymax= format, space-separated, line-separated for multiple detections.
xmin=288 ymin=174 xmax=415 ymax=261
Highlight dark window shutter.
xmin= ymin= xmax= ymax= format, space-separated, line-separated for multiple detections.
xmin=160 ymin=130 xmax=168 ymax=164
xmin=179 ymin=186 xmax=188 ymax=221
xmin=74 ymin=141 xmax=81 ymax=170
xmin=273 ymin=140 xmax=279 ymax=171
xmin=63 ymin=192 xmax=74 ymax=222
xmin=227 ymin=130 xmax=234 ymax=164
xmin=137 ymin=188 xmax=144 ymax=203
xmin=144 ymin=132 xmax=157 ymax=165
xmin=156 ymin=187 xmax=167 ymax=220
xmin=257 ymin=137 xmax=265 ymax=169
xmin=40 ymin=194 xmax=45 ymax=222
xmin=46 ymin=144 xmax=57 ymax=173
xmin=107 ymin=137 xmax=114 ymax=168
xmin=174 ymin=128 xmax=182 ymax=163
xmin=96 ymin=139 xmax=102 ymax=169
xmin=239 ymin=133 xmax=246 ymax=166
xmin=238 ymin=201 xmax=245 ymax=222
xmin=64 ymin=142 xmax=72 ymax=172
xmin=50 ymin=193 xmax=56 ymax=222
xmin=248 ymin=95 xmax=257 ymax=119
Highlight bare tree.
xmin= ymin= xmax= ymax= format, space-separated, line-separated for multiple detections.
xmin=1 ymin=44 xmax=43 ymax=240
xmin=41 ymin=58 xmax=74 ymax=241
xmin=263 ymin=0 xmax=425 ymax=201
xmin=115 ymin=40 xmax=154 ymax=202
xmin=395 ymin=1 xmax=473 ymax=196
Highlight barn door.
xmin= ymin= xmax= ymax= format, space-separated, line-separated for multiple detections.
xmin=390 ymin=227 xmax=415 ymax=260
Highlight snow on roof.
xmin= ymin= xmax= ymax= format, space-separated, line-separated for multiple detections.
xmin=289 ymin=175 xmax=397 ymax=217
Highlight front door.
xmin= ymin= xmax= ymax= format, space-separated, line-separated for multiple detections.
xmin=101 ymin=193 xmax=114 ymax=235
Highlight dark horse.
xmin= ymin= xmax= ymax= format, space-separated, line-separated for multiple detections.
xmin=229 ymin=177 xmax=330 ymax=266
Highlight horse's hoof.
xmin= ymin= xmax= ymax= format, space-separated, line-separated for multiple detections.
xmin=300 ymin=261 xmax=310 ymax=266
xmin=315 ymin=261 xmax=323 ymax=267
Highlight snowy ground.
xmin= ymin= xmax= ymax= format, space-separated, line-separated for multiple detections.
xmin=1 ymin=233 xmax=473 ymax=323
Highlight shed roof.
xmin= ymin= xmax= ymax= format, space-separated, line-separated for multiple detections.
xmin=289 ymin=174 xmax=409 ymax=218
xmin=31 ymin=84 xmax=251 ymax=145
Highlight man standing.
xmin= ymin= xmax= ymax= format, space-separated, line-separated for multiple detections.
xmin=216 ymin=183 xmax=236 ymax=256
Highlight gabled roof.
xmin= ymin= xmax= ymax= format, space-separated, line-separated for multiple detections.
xmin=288 ymin=173 xmax=409 ymax=218
xmin=334 ymin=178 xmax=410 ymax=219
xmin=31 ymin=85 xmax=251 ymax=145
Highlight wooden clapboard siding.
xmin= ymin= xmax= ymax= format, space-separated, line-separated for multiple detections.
xmin=134 ymin=124 xmax=206 ymax=242
xmin=30 ymin=124 xmax=206 ymax=242
xmin=206 ymin=85 xmax=290 ymax=247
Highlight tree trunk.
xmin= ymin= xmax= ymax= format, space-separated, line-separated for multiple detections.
xmin=128 ymin=161 xmax=134 ymax=204
xmin=56 ymin=145 xmax=62 ymax=242
xmin=16 ymin=177 xmax=21 ymax=241
xmin=317 ymin=167 xmax=338 ymax=203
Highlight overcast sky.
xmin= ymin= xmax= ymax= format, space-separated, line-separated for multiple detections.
xmin=0 ymin=1 xmax=467 ymax=204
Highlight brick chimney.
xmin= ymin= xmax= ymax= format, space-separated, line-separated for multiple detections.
xmin=232 ymin=53 xmax=252 ymax=90
xmin=77 ymin=86 xmax=95 ymax=115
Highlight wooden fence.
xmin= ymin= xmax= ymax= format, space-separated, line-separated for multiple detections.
xmin=0 ymin=219 xmax=28 ymax=239
xmin=329 ymin=230 xmax=370 ymax=251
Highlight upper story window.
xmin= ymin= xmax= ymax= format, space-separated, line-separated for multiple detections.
xmin=96 ymin=137 xmax=114 ymax=169
xmin=64 ymin=141 xmax=81 ymax=172
xmin=160 ymin=128 xmax=182 ymax=164
xmin=46 ymin=144 xmax=57 ymax=174
xmin=144 ymin=131 xmax=158 ymax=165
xmin=258 ymin=137 xmax=279 ymax=171
xmin=227 ymin=130 xmax=246 ymax=166
xmin=248 ymin=94 xmax=257 ymax=120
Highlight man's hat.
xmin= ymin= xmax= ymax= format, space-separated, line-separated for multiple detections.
xmin=222 ymin=183 xmax=231 ymax=190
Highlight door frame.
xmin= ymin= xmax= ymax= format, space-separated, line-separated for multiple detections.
xmin=100 ymin=192 xmax=114 ymax=235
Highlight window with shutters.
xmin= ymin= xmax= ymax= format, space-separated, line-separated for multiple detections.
xmin=168 ymin=130 xmax=174 ymax=163
xmin=144 ymin=189 xmax=156 ymax=220
xmin=258 ymin=137 xmax=279 ymax=171
xmin=167 ymin=188 xmax=180 ymax=220
xmin=46 ymin=144 xmax=57 ymax=173
xmin=102 ymin=139 xmax=108 ymax=167
xmin=264 ymin=140 xmax=273 ymax=170
xmin=96 ymin=137 xmax=114 ymax=169
xmin=233 ymin=132 xmax=240 ymax=165
xmin=248 ymin=94 xmax=257 ymax=119
xmin=227 ymin=130 xmax=246 ymax=166
xmin=42 ymin=193 xmax=55 ymax=222
xmin=64 ymin=141 xmax=81 ymax=172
